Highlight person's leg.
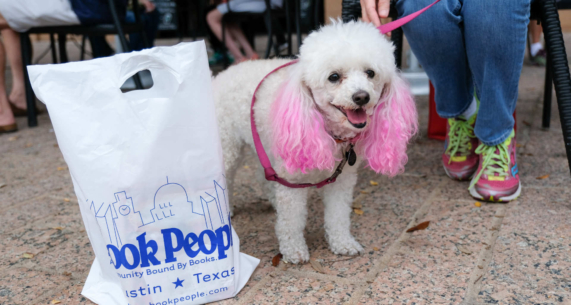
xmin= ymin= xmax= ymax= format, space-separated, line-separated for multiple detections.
xmin=0 ymin=37 xmax=16 ymax=128
xmin=0 ymin=12 xmax=25 ymax=110
xmin=204 ymin=5 xmax=233 ymax=65
xmin=0 ymin=28 xmax=25 ymax=110
xmin=463 ymin=0 xmax=529 ymax=202
xmin=529 ymin=21 xmax=542 ymax=44
xmin=226 ymin=23 xmax=258 ymax=59
xmin=206 ymin=9 xmax=247 ymax=61
xmin=463 ymin=0 xmax=529 ymax=146
xmin=205 ymin=5 xmax=226 ymax=52
xmin=528 ymin=21 xmax=545 ymax=65
xmin=397 ymin=0 xmax=473 ymax=118
xmin=0 ymin=12 xmax=16 ymax=128
xmin=398 ymin=0 xmax=479 ymax=181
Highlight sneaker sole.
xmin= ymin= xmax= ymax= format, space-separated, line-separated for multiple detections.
xmin=469 ymin=181 xmax=522 ymax=203
xmin=443 ymin=164 xmax=476 ymax=181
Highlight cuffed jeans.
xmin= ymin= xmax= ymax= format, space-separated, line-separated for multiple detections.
xmin=397 ymin=0 xmax=530 ymax=146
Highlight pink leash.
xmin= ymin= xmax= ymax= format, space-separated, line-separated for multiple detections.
xmin=251 ymin=0 xmax=440 ymax=189
xmin=377 ymin=0 xmax=440 ymax=34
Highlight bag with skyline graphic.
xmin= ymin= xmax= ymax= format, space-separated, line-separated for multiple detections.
xmin=28 ymin=42 xmax=259 ymax=305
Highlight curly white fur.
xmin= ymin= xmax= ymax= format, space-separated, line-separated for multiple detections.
xmin=211 ymin=21 xmax=417 ymax=263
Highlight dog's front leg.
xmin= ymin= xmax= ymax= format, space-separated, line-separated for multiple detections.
xmin=274 ymin=184 xmax=310 ymax=264
xmin=321 ymin=166 xmax=364 ymax=256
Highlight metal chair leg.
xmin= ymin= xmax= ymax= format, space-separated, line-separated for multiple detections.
xmin=542 ymin=54 xmax=553 ymax=129
xmin=58 ymin=33 xmax=69 ymax=63
xmin=314 ymin=0 xmax=321 ymax=28
xmin=80 ymin=35 xmax=87 ymax=61
xmin=391 ymin=28 xmax=404 ymax=69
xmin=270 ymin=18 xmax=280 ymax=57
xmin=264 ymin=12 xmax=274 ymax=59
xmin=133 ymin=73 xmax=144 ymax=90
xmin=539 ymin=0 xmax=571 ymax=174
xmin=50 ymin=33 xmax=58 ymax=63
xmin=295 ymin=0 xmax=301 ymax=51
xmin=21 ymin=32 xmax=37 ymax=127
xmin=285 ymin=0 xmax=292 ymax=56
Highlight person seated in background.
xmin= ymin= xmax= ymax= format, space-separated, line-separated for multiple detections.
xmin=0 ymin=0 xmax=85 ymax=132
xmin=0 ymin=0 xmax=157 ymax=132
xmin=88 ymin=0 xmax=160 ymax=58
xmin=205 ymin=0 xmax=289 ymax=66
xmin=206 ymin=0 xmax=283 ymax=64
xmin=528 ymin=21 xmax=546 ymax=66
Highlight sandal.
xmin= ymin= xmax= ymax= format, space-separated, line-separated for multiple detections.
xmin=0 ymin=122 xmax=18 ymax=134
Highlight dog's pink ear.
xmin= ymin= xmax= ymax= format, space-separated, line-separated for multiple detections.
xmin=358 ymin=75 xmax=418 ymax=176
xmin=271 ymin=81 xmax=336 ymax=174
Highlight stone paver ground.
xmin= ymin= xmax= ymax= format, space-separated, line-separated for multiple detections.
xmin=1 ymin=35 xmax=571 ymax=305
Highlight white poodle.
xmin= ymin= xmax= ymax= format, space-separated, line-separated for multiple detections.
xmin=211 ymin=21 xmax=418 ymax=263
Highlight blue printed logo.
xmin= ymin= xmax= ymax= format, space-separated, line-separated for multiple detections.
xmin=107 ymin=221 xmax=233 ymax=270
xmin=511 ymin=164 xmax=518 ymax=176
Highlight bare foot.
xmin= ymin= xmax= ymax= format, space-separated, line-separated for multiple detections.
xmin=9 ymin=89 xmax=26 ymax=110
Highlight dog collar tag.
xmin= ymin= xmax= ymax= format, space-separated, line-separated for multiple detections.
xmin=347 ymin=147 xmax=356 ymax=166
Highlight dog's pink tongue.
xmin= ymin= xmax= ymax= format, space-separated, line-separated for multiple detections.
xmin=346 ymin=108 xmax=367 ymax=124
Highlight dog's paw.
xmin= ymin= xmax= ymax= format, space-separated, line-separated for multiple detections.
xmin=280 ymin=245 xmax=310 ymax=264
xmin=328 ymin=236 xmax=364 ymax=256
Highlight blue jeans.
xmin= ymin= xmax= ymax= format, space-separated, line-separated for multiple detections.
xmin=397 ymin=0 xmax=530 ymax=146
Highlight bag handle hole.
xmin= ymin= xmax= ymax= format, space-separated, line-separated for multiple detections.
xmin=120 ymin=70 xmax=154 ymax=93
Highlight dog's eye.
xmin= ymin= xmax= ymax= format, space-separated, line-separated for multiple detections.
xmin=365 ymin=70 xmax=375 ymax=78
xmin=328 ymin=73 xmax=340 ymax=83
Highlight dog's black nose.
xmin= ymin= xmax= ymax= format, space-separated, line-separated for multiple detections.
xmin=352 ymin=90 xmax=370 ymax=106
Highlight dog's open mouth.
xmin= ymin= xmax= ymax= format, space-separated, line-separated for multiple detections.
xmin=336 ymin=106 xmax=368 ymax=129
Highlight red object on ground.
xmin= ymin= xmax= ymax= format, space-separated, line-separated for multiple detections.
xmin=427 ymin=82 xmax=447 ymax=141
xmin=427 ymin=82 xmax=516 ymax=141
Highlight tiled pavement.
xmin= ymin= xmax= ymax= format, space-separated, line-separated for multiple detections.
xmin=1 ymin=37 xmax=571 ymax=305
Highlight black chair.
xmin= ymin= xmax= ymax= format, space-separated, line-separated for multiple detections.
xmin=221 ymin=0 xmax=292 ymax=65
xmin=21 ymin=0 xmax=148 ymax=127
xmin=531 ymin=0 xmax=571 ymax=131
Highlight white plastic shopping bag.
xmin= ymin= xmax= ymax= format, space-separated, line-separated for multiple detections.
xmin=28 ymin=42 xmax=259 ymax=305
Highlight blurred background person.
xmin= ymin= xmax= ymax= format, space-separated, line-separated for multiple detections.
xmin=528 ymin=21 xmax=546 ymax=66
xmin=88 ymin=0 xmax=160 ymax=58
xmin=0 ymin=0 xmax=83 ymax=132
xmin=206 ymin=0 xmax=283 ymax=64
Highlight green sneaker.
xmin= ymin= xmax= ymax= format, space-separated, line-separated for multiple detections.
xmin=442 ymin=114 xmax=479 ymax=180
xmin=531 ymin=49 xmax=547 ymax=66
xmin=469 ymin=130 xmax=521 ymax=203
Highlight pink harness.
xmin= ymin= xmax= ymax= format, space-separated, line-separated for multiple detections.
xmin=250 ymin=0 xmax=440 ymax=188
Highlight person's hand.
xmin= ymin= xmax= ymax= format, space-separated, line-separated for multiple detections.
xmin=360 ymin=0 xmax=390 ymax=27
xmin=140 ymin=0 xmax=156 ymax=13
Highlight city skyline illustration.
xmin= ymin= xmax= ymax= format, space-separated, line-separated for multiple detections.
xmin=88 ymin=177 xmax=229 ymax=248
